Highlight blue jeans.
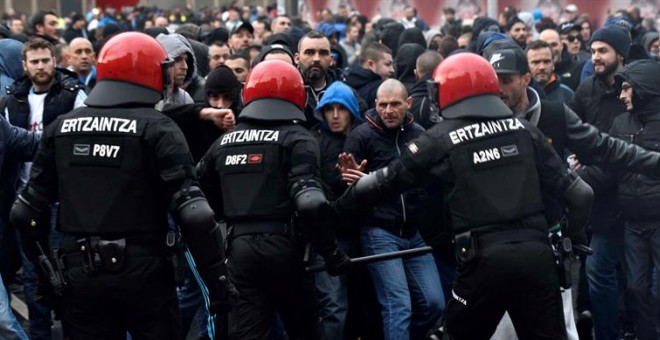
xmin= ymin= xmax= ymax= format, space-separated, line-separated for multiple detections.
xmin=0 ymin=273 xmax=27 ymax=340
xmin=624 ymin=225 xmax=660 ymax=340
xmin=361 ymin=228 xmax=444 ymax=340
xmin=313 ymin=238 xmax=360 ymax=340
xmin=586 ymin=232 xmax=626 ymax=340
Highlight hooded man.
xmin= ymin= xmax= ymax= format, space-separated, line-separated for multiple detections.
xmin=395 ymin=43 xmax=425 ymax=90
xmin=0 ymin=39 xmax=24 ymax=98
xmin=609 ymin=59 xmax=660 ymax=340
xmin=156 ymin=33 xmax=196 ymax=108
xmin=311 ymin=81 xmax=364 ymax=340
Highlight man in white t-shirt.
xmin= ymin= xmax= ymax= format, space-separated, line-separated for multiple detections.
xmin=1 ymin=37 xmax=85 ymax=340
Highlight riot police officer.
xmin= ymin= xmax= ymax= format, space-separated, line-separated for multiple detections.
xmin=334 ymin=52 xmax=592 ymax=339
xmin=10 ymin=32 xmax=227 ymax=339
xmin=197 ymin=60 xmax=350 ymax=340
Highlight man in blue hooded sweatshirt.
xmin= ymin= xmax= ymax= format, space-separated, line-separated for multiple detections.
xmin=0 ymin=39 xmax=24 ymax=98
xmin=311 ymin=81 xmax=364 ymax=339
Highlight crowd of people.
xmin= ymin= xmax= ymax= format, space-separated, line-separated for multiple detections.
xmin=0 ymin=1 xmax=660 ymax=339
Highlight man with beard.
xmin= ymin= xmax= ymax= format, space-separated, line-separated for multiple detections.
xmin=526 ymin=40 xmax=574 ymax=104
xmin=29 ymin=11 xmax=62 ymax=45
xmin=570 ymin=24 xmax=633 ymax=340
xmin=2 ymin=38 xmax=85 ymax=340
xmin=507 ymin=17 xmax=529 ymax=49
xmin=69 ymin=38 xmax=96 ymax=92
xmin=295 ymin=30 xmax=340 ymax=129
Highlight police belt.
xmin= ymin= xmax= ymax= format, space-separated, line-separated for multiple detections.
xmin=61 ymin=234 xmax=167 ymax=271
xmin=230 ymin=220 xmax=290 ymax=237
xmin=476 ymin=228 xmax=548 ymax=249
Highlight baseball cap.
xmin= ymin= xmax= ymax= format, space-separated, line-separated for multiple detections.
xmin=231 ymin=21 xmax=254 ymax=36
xmin=489 ymin=48 xmax=529 ymax=74
xmin=557 ymin=22 xmax=581 ymax=35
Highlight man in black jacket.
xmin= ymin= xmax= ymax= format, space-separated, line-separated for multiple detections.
xmin=408 ymin=50 xmax=442 ymax=129
xmin=312 ymin=80 xmax=365 ymax=340
xmin=344 ymin=42 xmax=394 ymax=110
xmin=2 ymin=38 xmax=86 ymax=340
xmin=198 ymin=60 xmax=349 ymax=339
xmin=294 ymin=30 xmax=341 ymax=129
xmin=591 ymin=59 xmax=660 ymax=340
xmin=343 ymin=79 xmax=443 ymax=339
xmin=570 ymin=25 xmax=633 ymax=339
xmin=335 ymin=52 xmax=591 ymax=340
xmin=9 ymin=31 xmax=228 ymax=340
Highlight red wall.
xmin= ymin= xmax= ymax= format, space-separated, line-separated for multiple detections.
xmin=96 ymin=0 xmax=138 ymax=10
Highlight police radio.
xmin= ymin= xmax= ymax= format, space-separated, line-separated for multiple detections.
xmin=36 ymin=242 xmax=67 ymax=296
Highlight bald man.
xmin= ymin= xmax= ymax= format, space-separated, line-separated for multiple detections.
xmin=539 ymin=29 xmax=563 ymax=65
xmin=69 ymin=37 xmax=97 ymax=90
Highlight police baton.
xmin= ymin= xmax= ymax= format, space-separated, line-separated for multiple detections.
xmin=305 ymin=246 xmax=434 ymax=273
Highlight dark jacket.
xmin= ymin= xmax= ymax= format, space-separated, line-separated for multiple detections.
xmin=301 ymin=67 xmax=343 ymax=129
xmin=344 ymin=65 xmax=383 ymax=110
xmin=3 ymin=68 xmax=84 ymax=128
xmin=63 ymin=27 xmax=87 ymax=43
xmin=571 ymin=74 xmax=626 ymax=134
xmin=556 ymin=48 xmax=588 ymax=91
xmin=608 ymin=60 xmax=660 ymax=226
xmin=344 ymin=109 xmax=427 ymax=237
xmin=408 ymin=74 xmax=441 ymax=129
xmin=0 ymin=116 xmax=39 ymax=174
xmin=571 ymin=73 xmax=629 ymax=235
xmin=395 ymin=43 xmax=425 ymax=89
xmin=1 ymin=68 xmax=84 ymax=213
xmin=544 ymin=75 xmax=574 ymax=106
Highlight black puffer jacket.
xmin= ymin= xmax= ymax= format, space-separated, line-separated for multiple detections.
xmin=610 ymin=60 xmax=660 ymax=225
xmin=344 ymin=65 xmax=382 ymax=110
xmin=343 ymin=109 xmax=427 ymax=237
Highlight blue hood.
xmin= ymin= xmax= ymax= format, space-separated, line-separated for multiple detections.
xmin=0 ymin=39 xmax=25 ymax=81
xmin=314 ymin=81 xmax=363 ymax=130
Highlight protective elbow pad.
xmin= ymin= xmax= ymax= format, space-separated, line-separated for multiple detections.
xmin=295 ymin=186 xmax=339 ymax=257
xmin=173 ymin=186 xmax=226 ymax=271
xmin=171 ymin=186 xmax=216 ymax=233
xmin=10 ymin=186 xmax=49 ymax=236
xmin=295 ymin=186 xmax=328 ymax=219
xmin=333 ymin=167 xmax=392 ymax=215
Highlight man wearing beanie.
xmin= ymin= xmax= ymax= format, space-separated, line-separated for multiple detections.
xmin=569 ymin=23 xmax=632 ymax=340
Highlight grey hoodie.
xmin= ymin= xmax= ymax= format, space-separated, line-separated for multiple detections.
xmin=156 ymin=33 xmax=196 ymax=107
xmin=156 ymin=33 xmax=197 ymax=86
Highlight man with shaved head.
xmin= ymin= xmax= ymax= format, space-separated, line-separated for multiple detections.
xmin=539 ymin=28 xmax=582 ymax=90
xmin=342 ymin=79 xmax=444 ymax=339
xmin=69 ymin=37 xmax=97 ymax=91
xmin=409 ymin=50 xmax=442 ymax=128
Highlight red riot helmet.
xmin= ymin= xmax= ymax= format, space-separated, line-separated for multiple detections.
xmin=429 ymin=52 xmax=512 ymax=119
xmin=241 ymin=60 xmax=307 ymax=121
xmin=85 ymin=32 xmax=173 ymax=107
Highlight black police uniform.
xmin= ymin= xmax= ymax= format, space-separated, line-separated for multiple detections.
xmin=198 ymin=100 xmax=343 ymax=340
xmin=336 ymin=104 xmax=581 ymax=339
xmin=10 ymin=87 xmax=228 ymax=338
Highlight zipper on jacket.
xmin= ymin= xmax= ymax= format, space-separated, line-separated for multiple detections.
xmin=394 ymin=127 xmax=407 ymax=236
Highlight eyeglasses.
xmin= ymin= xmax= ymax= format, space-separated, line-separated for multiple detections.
xmin=563 ymin=34 xmax=581 ymax=43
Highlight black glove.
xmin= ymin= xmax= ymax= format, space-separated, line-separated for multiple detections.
xmin=323 ymin=248 xmax=352 ymax=276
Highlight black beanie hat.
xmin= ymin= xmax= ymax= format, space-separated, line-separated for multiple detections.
xmin=590 ymin=25 xmax=632 ymax=60
xmin=205 ymin=65 xmax=240 ymax=97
